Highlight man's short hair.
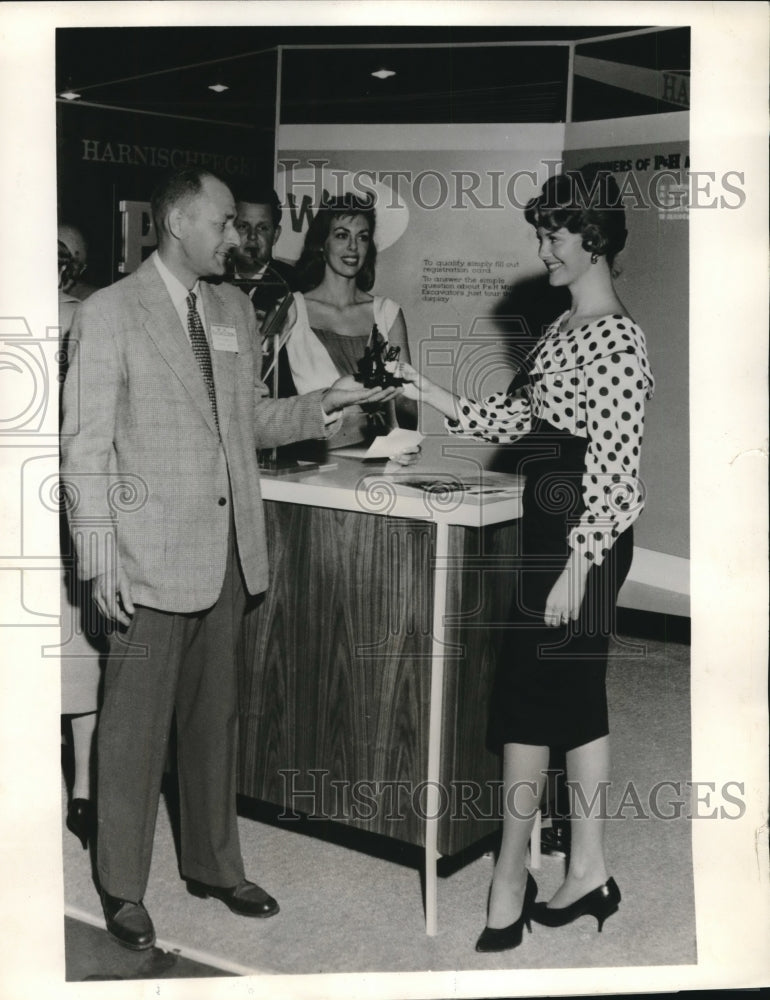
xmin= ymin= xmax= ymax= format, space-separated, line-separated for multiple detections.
xmin=57 ymin=223 xmax=88 ymax=289
xmin=57 ymin=223 xmax=88 ymax=262
xmin=151 ymin=167 xmax=224 ymax=237
xmin=234 ymin=186 xmax=283 ymax=228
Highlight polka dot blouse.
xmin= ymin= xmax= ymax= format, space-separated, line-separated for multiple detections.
xmin=446 ymin=313 xmax=655 ymax=566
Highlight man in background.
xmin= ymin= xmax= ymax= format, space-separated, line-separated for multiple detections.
xmin=231 ymin=186 xmax=298 ymax=397
xmin=57 ymin=222 xmax=99 ymax=301
xmin=232 ymin=187 xmax=296 ymax=311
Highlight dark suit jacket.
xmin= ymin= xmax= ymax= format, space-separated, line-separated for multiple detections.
xmin=244 ymin=257 xmax=297 ymax=318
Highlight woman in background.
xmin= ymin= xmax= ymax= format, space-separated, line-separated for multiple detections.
xmin=58 ymin=235 xmax=107 ymax=849
xmin=286 ymin=193 xmax=418 ymax=452
xmin=391 ymin=168 xmax=654 ymax=952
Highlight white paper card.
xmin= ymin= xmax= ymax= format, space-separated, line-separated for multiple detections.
xmin=364 ymin=427 xmax=424 ymax=459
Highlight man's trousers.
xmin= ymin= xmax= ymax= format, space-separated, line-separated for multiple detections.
xmin=96 ymin=524 xmax=248 ymax=902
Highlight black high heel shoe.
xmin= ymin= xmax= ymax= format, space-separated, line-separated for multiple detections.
xmin=530 ymin=876 xmax=620 ymax=932
xmin=66 ymin=798 xmax=93 ymax=850
xmin=475 ymin=871 xmax=538 ymax=953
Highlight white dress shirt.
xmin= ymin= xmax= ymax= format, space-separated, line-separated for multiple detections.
xmin=153 ymin=251 xmax=208 ymax=342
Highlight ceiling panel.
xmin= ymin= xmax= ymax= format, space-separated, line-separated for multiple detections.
xmin=56 ymin=26 xmax=640 ymax=127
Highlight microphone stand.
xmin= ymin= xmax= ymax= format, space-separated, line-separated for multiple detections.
xmin=232 ymin=261 xmax=318 ymax=476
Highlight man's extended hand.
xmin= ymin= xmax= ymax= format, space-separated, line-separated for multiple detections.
xmin=92 ymin=565 xmax=135 ymax=626
xmin=322 ymin=374 xmax=403 ymax=415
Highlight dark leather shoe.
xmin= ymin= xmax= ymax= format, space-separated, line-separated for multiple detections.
xmin=187 ymin=878 xmax=279 ymax=918
xmin=66 ymin=798 xmax=94 ymax=850
xmin=101 ymin=891 xmax=156 ymax=950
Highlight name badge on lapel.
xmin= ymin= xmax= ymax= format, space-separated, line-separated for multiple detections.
xmin=211 ymin=325 xmax=238 ymax=352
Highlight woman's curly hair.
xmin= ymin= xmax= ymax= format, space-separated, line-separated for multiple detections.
xmin=295 ymin=192 xmax=378 ymax=293
xmin=525 ymin=167 xmax=628 ymax=269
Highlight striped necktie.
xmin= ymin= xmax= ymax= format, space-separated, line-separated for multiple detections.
xmin=186 ymin=291 xmax=219 ymax=431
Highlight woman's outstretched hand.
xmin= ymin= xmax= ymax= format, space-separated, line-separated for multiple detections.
xmin=385 ymin=360 xmax=425 ymax=400
xmin=386 ymin=361 xmax=460 ymax=420
xmin=322 ymin=374 xmax=402 ymax=415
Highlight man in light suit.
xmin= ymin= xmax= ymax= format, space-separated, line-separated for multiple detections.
xmin=60 ymin=167 xmax=397 ymax=950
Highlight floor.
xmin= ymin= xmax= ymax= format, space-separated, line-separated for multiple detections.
xmin=63 ymin=915 xmax=233 ymax=981
xmin=61 ymin=629 xmax=695 ymax=986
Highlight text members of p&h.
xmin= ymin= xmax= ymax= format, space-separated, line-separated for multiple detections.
xmin=282 ymin=193 xmax=419 ymax=463
xmin=60 ymin=166 xmax=403 ymax=951
xmin=390 ymin=168 xmax=655 ymax=953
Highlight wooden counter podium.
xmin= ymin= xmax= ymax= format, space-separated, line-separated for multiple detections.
xmin=235 ymin=457 xmax=523 ymax=934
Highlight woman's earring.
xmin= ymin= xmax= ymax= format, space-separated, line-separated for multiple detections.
xmin=590 ymin=252 xmax=600 ymax=264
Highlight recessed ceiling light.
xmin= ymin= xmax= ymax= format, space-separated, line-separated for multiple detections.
xmin=60 ymin=90 xmax=81 ymax=100
xmin=208 ymin=83 xmax=229 ymax=93
xmin=371 ymin=68 xmax=396 ymax=80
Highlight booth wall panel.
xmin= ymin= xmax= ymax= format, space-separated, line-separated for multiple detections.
xmin=237 ymin=502 xmax=435 ymax=846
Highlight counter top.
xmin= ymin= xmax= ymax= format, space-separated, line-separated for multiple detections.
xmin=259 ymin=456 xmax=523 ymax=527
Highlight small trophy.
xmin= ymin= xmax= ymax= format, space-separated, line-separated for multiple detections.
xmin=354 ymin=325 xmax=404 ymax=389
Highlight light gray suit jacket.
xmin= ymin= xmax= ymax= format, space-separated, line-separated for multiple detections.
xmin=60 ymin=255 xmax=328 ymax=612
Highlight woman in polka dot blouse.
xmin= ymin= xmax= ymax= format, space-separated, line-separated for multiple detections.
xmin=391 ymin=168 xmax=655 ymax=952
